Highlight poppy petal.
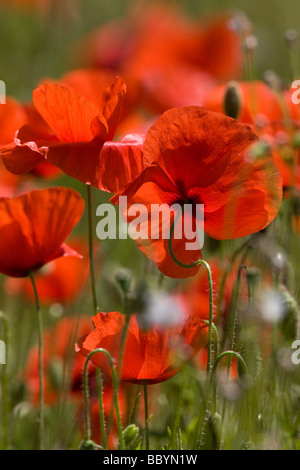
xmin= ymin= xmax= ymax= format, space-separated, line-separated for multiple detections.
xmin=97 ymin=134 xmax=144 ymax=193
xmin=32 ymin=84 xmax=108 ymax=143
xmin=112 ymin=163 xmax=201 ymax=278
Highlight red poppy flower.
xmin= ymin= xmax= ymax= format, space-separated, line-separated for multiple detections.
xmin=81 ymin=5 xmax=242 ymax=81
xmin=5 ymin=238 xmax=89 ymax=304
xmin=75 ymin=304 xmax=208 ymax=385
xmin=112 ymin=107 xmax=282 ymax=278
xmin=0 ymin=82 xmax=144 ymax=193
xmin=0 ymin=187 xmax=84 ymax=277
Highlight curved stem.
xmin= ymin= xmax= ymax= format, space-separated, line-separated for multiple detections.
xmin=168 ymin=218 xmax=214 ymax=376
xmin=143 ymin=380 xmax=149 ymax=450
xmin=168 ymin=215 xmax=214 ymax=450
xmin=87 ymin=184 xmax=98 ymax=316
xmin=211 ymin=351 xmax=248 ymax=383
xmin=106 ymin=300 xmax=131 ymax=440
xmin=83 ymin=348 xmax=125 ymax=450
xmin=29 ymin=271 xmax=44 ymax=450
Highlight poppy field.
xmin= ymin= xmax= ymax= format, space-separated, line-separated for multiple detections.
xmin=0 ymin=0 xmax=300 ymax=452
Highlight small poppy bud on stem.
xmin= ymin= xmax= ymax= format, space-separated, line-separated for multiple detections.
xmin=224 ymin=81 xmax=241 ymax=120
xmin=79 ymin=439 xmax=97 ymax=450
xmin=123 ymin=424 xmax=139 ymax=446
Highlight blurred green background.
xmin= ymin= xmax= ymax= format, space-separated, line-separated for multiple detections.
xmin=1 ymin=0 xmax=300 ymax=101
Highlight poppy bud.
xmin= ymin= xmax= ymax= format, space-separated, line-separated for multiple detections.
xmin=224 ymin=81 xmax=241 ymax=119
xmin=79 ymin=439 xmax=97 ymax=450
xmin=123 ymin=424 xmax=139 ymax=446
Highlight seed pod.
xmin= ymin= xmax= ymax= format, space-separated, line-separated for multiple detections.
xmin=224 ymin=81 xmax=241 ymax=120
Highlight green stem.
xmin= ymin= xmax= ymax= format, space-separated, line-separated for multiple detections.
xmin=143 ymin=380 xmax=149 ymax=450
xmin=83 ymin=349 xmax=125 ymax=450
xmin=29 ymin=271 xmax=44 ymax=450
xmin=106 ymin=302 xmax=131 ymax=440
xmin=87 ymin=184 xmax=98 ymax=316
xmin=211 ymin=351 xmax=248 ymax=382
xmin=168 ymin=216 xmax=214 ymax=450
xmin=96 ymin=368 xmax=107 ymax=450
xmin=220 ymin=265 xmax=250 ymax=448
xmin=171 ymin=367 xmax=185 ymax=450
xmin=226 ymin=265 xmax=250 ymax=379
xmin=0 ymin=312 xmax=9 ymax=449
xmin=168 ymin=219 xmax=214 ymax=376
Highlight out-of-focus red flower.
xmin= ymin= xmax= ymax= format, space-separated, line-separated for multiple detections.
xmin=140 ymin=64 xmax=216 ymax=115
xmin=76 ymin=303 xmax=209 ymax=385
xmin=0 ymin=160 xmax=19 ymax=197
xmin=78 ymin=5 xmax=242 ymax=112
xmin=112 ymin=107 xmax=282 ymax=278
xmin=0 ymin=187 xmax=84 ymax=277
xmin=81 ymin=5 xmax=242 ymax=78
xmin=5 ymin=238 xmax=89 ymax=305
xmin=1 ymin=82 xmax=145 ymax=193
